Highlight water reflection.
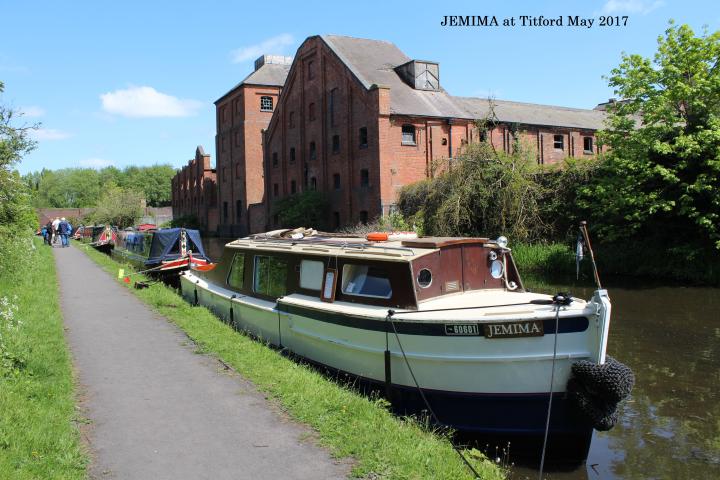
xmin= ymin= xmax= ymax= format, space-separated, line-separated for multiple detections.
xmin=515 ymin=274 xmax=720 ymax=479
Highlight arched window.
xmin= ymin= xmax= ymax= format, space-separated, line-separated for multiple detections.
xmin=401 ymin=124 xmax=416 ymax=145
xmin=260 ymin=96 xmax=273 ymax=112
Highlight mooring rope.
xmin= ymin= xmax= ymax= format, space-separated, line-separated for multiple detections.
xmin=386 ymin=311 xmax=482 ymax=479
xmin=538 ymin=294 xmax=571 ymax=479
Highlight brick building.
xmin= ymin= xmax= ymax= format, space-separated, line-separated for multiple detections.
xmin=263 ymin=35 xmax=607 ymax=229
xmin=214 ymin=55 xmax=292 ymax=236
xmin=171 ymin=146 xmax=218 ymax=232
xmin=172 ymin=34 xmax=608 ymax=235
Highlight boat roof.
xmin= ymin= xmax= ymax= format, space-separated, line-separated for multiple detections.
xmin=224 ymin=230 xmax=494 ymax=262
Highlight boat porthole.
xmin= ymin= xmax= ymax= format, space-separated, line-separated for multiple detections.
xmin=490 ymin=260 xmax=504 ymax=279
xmin=417 ymin=268 xmax=432 ymax=288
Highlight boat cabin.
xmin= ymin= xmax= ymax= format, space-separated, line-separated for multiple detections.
xmin=200 ymin=233 xmax=523 ymax=310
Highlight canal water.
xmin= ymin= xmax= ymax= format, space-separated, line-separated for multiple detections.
xmin=203 ymin=238 xmax=720 ymax=479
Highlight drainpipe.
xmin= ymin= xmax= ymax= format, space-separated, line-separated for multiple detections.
xmin=447 ymin=118 xmax=453 ymax=159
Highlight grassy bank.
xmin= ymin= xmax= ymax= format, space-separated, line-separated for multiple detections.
xmin=512 ymin=241 xmax=720 ymax=286
xmin=0 ymin=238 xmax=87 ymax=479
xmin=79 ymin=244 xmax=506 ymax=480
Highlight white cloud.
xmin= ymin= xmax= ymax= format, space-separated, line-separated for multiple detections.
xmin=79 ymin=158 xmax=113 ymax=169
xmin=231 ymin=34 xmax=294 ymax=63
xmin=30 ymin=128 xmax=72 ymax=141
xmin=20 ymin=106 xmax=45 ymax=118
xmin=100 ymin=86 xmax=203 ymax=118
xmin=600 ymin=0 xmax=664 ymax=14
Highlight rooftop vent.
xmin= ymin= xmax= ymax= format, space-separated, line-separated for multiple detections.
xmin=254 ymin=55 xmax=294 ymax=71
xmin=395 ymin=60 xmax=440 ymax=91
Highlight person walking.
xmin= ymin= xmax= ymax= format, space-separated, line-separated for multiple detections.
xmin=59 ymin=217 xmax=70 ymax=248
xmin=51 ymin=217 xmax=61 ymax=246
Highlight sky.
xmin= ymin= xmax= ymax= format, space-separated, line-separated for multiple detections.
xmin=2 ymin=0 xmax=717 ymax=174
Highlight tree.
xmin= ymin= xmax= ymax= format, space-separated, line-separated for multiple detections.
xmin=398 ymin=142 xmax=546 ymax=242
xmin=88 ymin=185 xmax=144 ymax=228
xmin=0 ymin=80 xmax=38 ymax=278
xmin=581 ymin=22 xmax=720 ymax=250
xmin=273 ymin=191 xmax=330 ymax=230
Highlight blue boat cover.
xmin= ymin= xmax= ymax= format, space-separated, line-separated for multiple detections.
xmin=146 ymin=228 xmax=208 ymax=265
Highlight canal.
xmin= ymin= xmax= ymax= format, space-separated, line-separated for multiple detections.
xmin=204 ymin=238 xmax=720 ymax=479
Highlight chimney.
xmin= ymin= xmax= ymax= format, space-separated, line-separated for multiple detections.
xmin=254 ymin=54 xmax=294 ymax=71
xmin=395 ymin=60 xmax=440 ymax=91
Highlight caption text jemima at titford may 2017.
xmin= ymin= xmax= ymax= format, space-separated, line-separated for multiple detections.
xmin=440 ymin=15 xmax=629 ymax=28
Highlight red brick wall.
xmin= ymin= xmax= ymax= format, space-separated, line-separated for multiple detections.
xmin=215 ymin=83 xmax=280 ymax=236
xmin=170 ymin=147 xmax=217 ymax=232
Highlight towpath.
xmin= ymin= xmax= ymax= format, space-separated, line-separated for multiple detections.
xmin=54 ymin=245 xmax=349 ymax=480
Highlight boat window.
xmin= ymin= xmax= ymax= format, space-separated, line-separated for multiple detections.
xmin=226 ymin=253 xmax=245 ymax=289
xmin=341 ymin=264 xmax=392 ymax=299
xmin=254 ymin=256 xmax=288 ymax=298
xmin=417 ymin=268 xmax=432 ymax=288
xmin=300 ymin=259 xmax=324 ymax=290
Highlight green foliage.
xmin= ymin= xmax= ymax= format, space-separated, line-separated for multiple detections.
xmin=581 ymin=22 xmax=720 ymax=251
xmin=398 ymin=142 xmax=546 ymax=242
xmin=0 ymin=80 xmax=38 ymax=280
xmin=167 ymin=214 xmax=202 ymax=229
xmin=87 ymin=184 xmax=144 ymax=228
xmin=25 ymin=164 xmax=176 ymax=208
xmin=273 ymin=190 xmax=330 ymax=230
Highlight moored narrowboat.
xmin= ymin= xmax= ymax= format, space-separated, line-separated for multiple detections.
xmin=113 ymin=227 xmax=211 ymax=278
xmin=74 ymin=225 xmax=117 ymax=253
xmin=180 ymin=228 xmax=632 ymax=461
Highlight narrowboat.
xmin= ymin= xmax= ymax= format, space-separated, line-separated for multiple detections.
xmin=113 ymin=227 xmax=211 ymax=277
xmin=74 ymin=225 xmax=117 ymax=253
xmin=180 ymin=228 xmax=629 ymax=461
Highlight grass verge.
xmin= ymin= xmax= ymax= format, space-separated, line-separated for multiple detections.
xmin=0 ymin=238 xmax=87 ymax=479
xmin=79 ymin=243 xmax=506 ymax=480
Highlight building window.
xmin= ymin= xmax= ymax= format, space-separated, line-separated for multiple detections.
xmin=223 ymin=201 xmax=228 ymax=221
xmin=554 ymin=134 xmax=564 ymax=150
xmin=308 ymin=60 xmax=314 ymax=79
xmin=236 ymin=163 xmax=241 ymax=178
xmin=235 ymin=131 xmax=241 ymax=147
xmin=236 ymin=200 xmax=242 ymax=221
xmin=333 ymin=173 xmax=341 ymax=190
xmin=401 ymin=124 xmax=416 ymax=145
xmin=309 ymin=103 xmax=316 ymax=121
xmin=359 ymin=127 xmax=368 ymax=148
xmin=360 ymin=169 xmax=369 ymax=187
xmin=289 ymin=111 xmax=295 ymax=128
xmin=329 ymin=88 xmax=337 ymax=126
xmin=254 ymin=255 xmax=287 ymax=298
xmin=441 ymin=138 xmax=447 ymax=146
xmin=332 ymin=134 xmax=340 ymax=154
xmin=333 ymin=211 xmax=340 ymax=229
xmin=359 ymin=211 xmax=369 ymax=225
xmin=309 ymin=141 xmax=317 ymax=160
xmin=273 ymin=183 xmax=279 ymax=197
xmin=260 ymin=96 xmax=273 ymax=112
xmin=289 ymin=147 xmax=296 ymax=163
xmin=222 ymin=167 xmax=227 ymax=182
xmin=583 ymin=136 xmax=593 ymax=154
xmin=272 ymin=152 xmax=278 ymax=168
xmin=310 ymin=177 xmax=317 ymax=190
xmin=291 ymin=180 xmax=297 ymax=194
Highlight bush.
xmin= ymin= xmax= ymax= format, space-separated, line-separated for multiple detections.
xmin=273 ymin=191 xmax=330 ymax=230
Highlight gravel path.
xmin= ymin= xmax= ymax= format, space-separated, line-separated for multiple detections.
xmin=54 ymin=245 xmax=350 ymax=480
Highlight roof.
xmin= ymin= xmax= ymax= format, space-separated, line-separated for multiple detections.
xmin=320 ymin=35 xmax=473 ymax=119
xmin=226 ymin=231 xmax=502 ymax=262
xmin=215 ymin=63 xmax=291 ymax=104
xmin=454 ymin=97 xmax=608 ymax=130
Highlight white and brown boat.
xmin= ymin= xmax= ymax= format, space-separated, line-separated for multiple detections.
xmin=180 ymin=228 xmax=623 ymax=460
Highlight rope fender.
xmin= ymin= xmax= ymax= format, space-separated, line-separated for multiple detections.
xmin=567 ymin=356 xmax=635 ymax=431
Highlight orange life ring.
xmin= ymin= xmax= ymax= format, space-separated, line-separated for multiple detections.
xmin=366 ymin=232 xmax=389 ymax=241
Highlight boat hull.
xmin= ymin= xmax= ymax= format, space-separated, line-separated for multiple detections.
xmin=180 ymin=272 xmax=598 ymax=458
